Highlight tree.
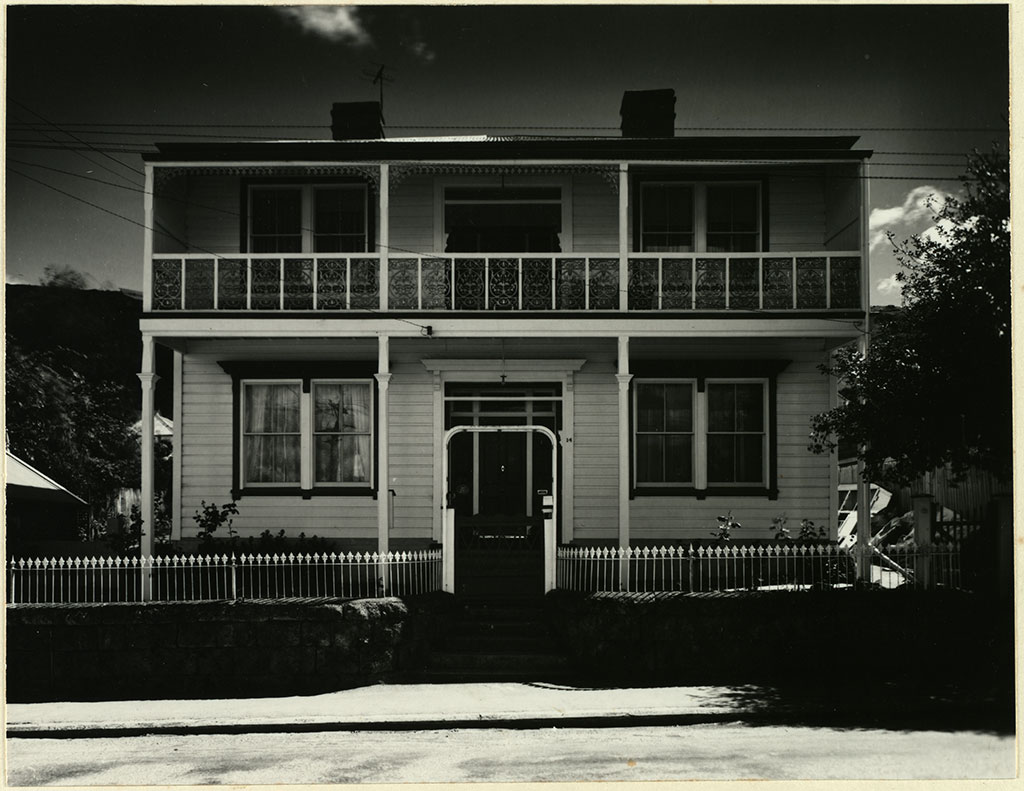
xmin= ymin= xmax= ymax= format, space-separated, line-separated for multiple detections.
xmin=810 ymin=150 xmax=1010 ymax=486
xmin=39 ymin=264 xmax=89 ymax=289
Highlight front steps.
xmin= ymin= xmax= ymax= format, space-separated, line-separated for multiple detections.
xmin=417 ymin=596 xmax=570 ymax=683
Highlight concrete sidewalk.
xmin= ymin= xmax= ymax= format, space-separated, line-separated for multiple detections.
xmin=6 ymin=682 xmax=761 ymax=737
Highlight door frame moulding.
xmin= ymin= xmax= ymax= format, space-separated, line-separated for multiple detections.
xmin=422 ymin=359 xmax=584 ymax=545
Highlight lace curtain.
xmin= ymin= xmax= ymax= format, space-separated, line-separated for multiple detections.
xmin=244 ymin=383 xmax=301 ymax=483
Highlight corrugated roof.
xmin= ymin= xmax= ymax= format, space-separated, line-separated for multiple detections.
xmin=5 ymin=452 xmax=87 ymax=504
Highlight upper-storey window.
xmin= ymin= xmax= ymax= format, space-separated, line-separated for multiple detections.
xmin=444 ymin=187 xmax=562 ymax=253
xmin=248 ymin=184 xmax=368 ymax=253
xmin=638 ymin=181 xmax=761 ymax=253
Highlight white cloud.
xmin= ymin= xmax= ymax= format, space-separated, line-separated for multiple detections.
xmin=276 ymin=6 xmax=372 ymax=46
xmin=5 ymin=272 xmax=34 ymax=285
xmin=875 ymin=273 xmax=903 ymax=297
xmin=868 ymin=186 xmax=946 ymax=251
xmin=409 ymin=39 xmax=436 ymax=63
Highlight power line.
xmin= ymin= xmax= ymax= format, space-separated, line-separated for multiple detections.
xmin=6 ymin=167 xmax=433 ymax=333
xmin=9 ymin=100 xmax=145 ymax=182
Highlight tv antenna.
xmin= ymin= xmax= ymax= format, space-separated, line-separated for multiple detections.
xmin=360 ymin=63 xmax=396 ymax=114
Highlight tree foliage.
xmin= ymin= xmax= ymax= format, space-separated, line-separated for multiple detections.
xmin=6 ymin=340 xmax=141 ymax=509
xmin=810 ymin=150 xmax=1011 ymax=486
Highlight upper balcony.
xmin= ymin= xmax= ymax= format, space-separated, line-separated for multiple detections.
xmin=143 ymin=133 xmax=869 ymax=319
xmin=150 ymin=251 xmax=863 ymax=313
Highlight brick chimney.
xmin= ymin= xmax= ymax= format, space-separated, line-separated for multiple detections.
xmin=331 ymin=101 xmax=384 ymax=140
xmin=619 ymin=89 xmax=676 ymax=138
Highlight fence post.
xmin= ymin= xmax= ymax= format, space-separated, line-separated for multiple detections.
xmin=912 ymin=494 xmax=934 ymax=589
xmin=687 ymin=546 xmax=695 ymax=593
xmin=231 ymin=554 xmax=238 ymax=602
xmin=993 ymin=493 xmax=1013 ymax=600
xmin=9 ymin=560 xmax=16 ymax=605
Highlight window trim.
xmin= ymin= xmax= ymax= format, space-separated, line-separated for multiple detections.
xmin=240 ymin=178 xmax=372 ymax=254
xmin=219 ymin=361 xmax=378 ymax=499
xmin=634 ymin=177 xmax=766 ymax=253
xmin=630 ymin=359 xmax=788 ymax=499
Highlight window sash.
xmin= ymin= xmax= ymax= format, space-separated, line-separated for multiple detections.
xmin=705 ymin=380 xmax=768 ymax=486
xmin=633 ymin=377 xmax=769 ymax=489
xmin=248 ymin=184 xmax=368 ymax=254
xmin=633 ymin=381 xmax=695 ymax=486
xmin=241 ymin=378 xmax=374 ymax=489
xmin=638 ymin=181 xmax=761 ymax=253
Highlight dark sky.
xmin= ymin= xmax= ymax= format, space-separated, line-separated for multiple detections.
xmin=4 ymin=4 xmax=1010 ymax=302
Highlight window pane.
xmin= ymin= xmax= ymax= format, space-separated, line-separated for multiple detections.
xmin=642 ymin=184 xmax=694 ymax=252
xmin=637 ymin=383 xmax=665 ymax=432
xmin=707 ymin=435 xmax=733 ymax=483
xmin=707 ymin=185 xmax=758 ymax=233
xmin=636 ymin=435 xmax=664 ymax=483
xmin=735 ymin=434 xmax=764 ymax=482
xmin=314 ymin=383 xmax=371 ymax=432
xmin=315 ymin=435 xmax=370 ymax=483
xmin=664 ymin=383 xmax=693 ymax=431
xmin=734 ymin=383 xmax=764 ymax=431
xmin=665 ymin=434 xmax=693 ymax=483
xmin=707 ymin=384 xmax=736 ymax=431
xmin=246 ymin=435 xmax=300 ymax=483
xmin=244 ymin=384 xmax=300 ymax=433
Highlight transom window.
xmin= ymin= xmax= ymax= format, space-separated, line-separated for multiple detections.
xmin=633 ymin=378 xmax=768 ymax=489
xmin=638 ymin=182 xmax=760 ymax=253
xmin=242 ymin=379 xmax=372 ymax=488
xmin=248 ymin=184 xmax=368 ymax=254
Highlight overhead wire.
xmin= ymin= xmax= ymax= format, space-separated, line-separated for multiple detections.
xmin=8 ymin=100 xmax=145 ymax=183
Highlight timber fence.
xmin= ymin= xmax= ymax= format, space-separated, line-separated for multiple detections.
xmin=556 ymin=542 xmax=965 ymax=593
xmin=8 ymin=550 xmax=443 ymax=605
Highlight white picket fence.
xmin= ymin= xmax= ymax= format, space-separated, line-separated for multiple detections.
xmin=7 ymin=550 xmax=443 ymax=605
xmin=557 ymin=542 xmax=963 ymax=593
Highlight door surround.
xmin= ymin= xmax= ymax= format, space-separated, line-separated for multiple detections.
xmin=441 ymin=424 xmax=559 ymax=594
xmin=422 ymin=358 xmax=585 ymax=545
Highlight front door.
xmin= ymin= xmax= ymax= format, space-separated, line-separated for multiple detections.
xmin=446 ymin=386 xmax=559 ymax=597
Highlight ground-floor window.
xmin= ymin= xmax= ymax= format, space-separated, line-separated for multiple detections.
xmin=632 ymin=363 xmax=782 ymax=497
xmin=242 ymin=379 xmax=373 ymax=489
xmin=219 ymin=361 xmax=377 ymax=498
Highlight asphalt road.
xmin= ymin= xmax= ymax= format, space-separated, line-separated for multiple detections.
xmin=7 ymin=722 xmax=1016 ymax=784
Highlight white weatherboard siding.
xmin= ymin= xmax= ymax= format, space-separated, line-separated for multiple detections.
xmin=629 ymin=351 xmax=832 ymax=541
xmin=768 ymin=171 xmax=826 ymax=251
xmin=178 ymin=350 xmax=378 ymax=541
xmin=389 ymin=175 xmax=434 ymax=255
xmin=571 ymin=354 xmax=620 ymax=542
xmin=571 ymin=173 xmax=619 ymax=253
xmin=177 ymin=338 xmax=833 ymax=543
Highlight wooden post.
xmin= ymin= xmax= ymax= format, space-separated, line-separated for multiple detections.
xmin=616 ymin=335 xmax=632 ymax=590
xmin=376 ymin=335 xmax=391 ymax=594
xmin=618 ymin=164 xmax=629 ymax=312
xmin=379 ymin=163 xmax=389 ymax=310
xmin=912 ymin=493 xmax=934 ymax=589
xmin=138 ymin=334 xmax=159 ymax=602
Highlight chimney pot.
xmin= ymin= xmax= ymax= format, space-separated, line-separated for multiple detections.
xmin=620 ymin=89 xmax=676 ymax=138
xmin=331 ymin=101 xmax=384 ymax=140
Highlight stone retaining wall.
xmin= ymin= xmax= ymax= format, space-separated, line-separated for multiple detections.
xmin=546 ymin=589 xmax=1013 ymax=686
xmin=7 ymin=595 xmax=453 ymax=703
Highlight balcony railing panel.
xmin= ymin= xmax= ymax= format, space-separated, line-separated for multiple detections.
xmin=150 ymin=252 xmax=861 ymax=313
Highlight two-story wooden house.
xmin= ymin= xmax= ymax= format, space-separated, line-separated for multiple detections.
xmin=137 ymin=89 xmax=870 ymax=596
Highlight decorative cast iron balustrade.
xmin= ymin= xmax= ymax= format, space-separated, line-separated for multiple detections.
xmin=151 ymin=252 xmax=861 ymax=312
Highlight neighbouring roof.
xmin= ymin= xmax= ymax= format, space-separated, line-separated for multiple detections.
xmin=133 ymin=412 xmax=174 ymax=438
xmin=5 ymin=452 xmax=87 ymax=506
xmin=145 ymin=134 xmax=871 ymax=163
